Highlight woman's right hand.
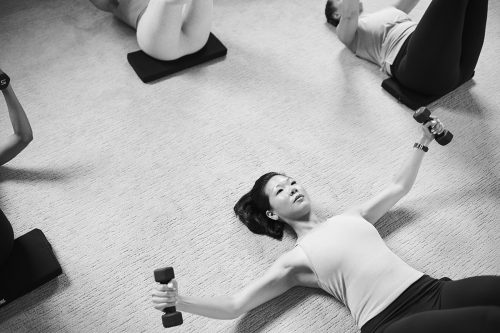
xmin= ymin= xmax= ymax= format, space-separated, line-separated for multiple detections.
xmin=420 ymin=116 xmax=444 ymax=144
xmin=152 ymin=278 xmax=178 ymax=311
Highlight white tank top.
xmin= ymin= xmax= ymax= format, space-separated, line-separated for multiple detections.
xmin=296 ymin=214 xmax=423 ymax=328
xmin=113 ymin=0 xmax=150 ymax=29
xmin=355 ymin=7 xmax=417 ymax=75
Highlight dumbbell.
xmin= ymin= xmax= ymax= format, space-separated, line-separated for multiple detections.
xmin=0 ymin=72 xmax=10 ymax=91
xmin=413 ymin=107 xmax=453 ymax=145
xmin=154 ymin=267 xmax=183 ymax=328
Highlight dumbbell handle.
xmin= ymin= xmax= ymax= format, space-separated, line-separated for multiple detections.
xmin=154 ymin=267 xmax=183 ymax=328
xmin=414 ymin=107 xmax=453 ymax=146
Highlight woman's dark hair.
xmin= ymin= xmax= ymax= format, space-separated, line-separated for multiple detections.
xmin=234 ymin=172 xmax=287 ymax=241
xmin=325 ymin=0 xmax=340 ymax=27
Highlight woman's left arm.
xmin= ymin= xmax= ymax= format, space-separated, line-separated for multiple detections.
xmin=392 ymin=0 xmax=421 ymax=14
xmin=349 ymin=118 xmax=443 ymax=224
xmin=0 ymin=82 xmax=33 ymax=166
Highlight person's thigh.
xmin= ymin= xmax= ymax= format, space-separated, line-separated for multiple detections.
xmin=0 ymin=209 xmax=14 ymax=266
xmin=439 ymin=276 xmax=500 ymax=309
xmin=382 ymin=306 xmax=500 ymax=333
xmin=394 ymin=0 xmax=470 ymax=93
xmin=459 ymin=0 xmax=489 ymax=81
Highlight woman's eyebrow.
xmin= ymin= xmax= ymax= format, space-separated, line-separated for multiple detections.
xmin=273 ymin=178 xmax=291 ymax=192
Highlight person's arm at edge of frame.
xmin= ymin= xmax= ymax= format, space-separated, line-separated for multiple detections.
xmin=346 ymin=118 xmax=443 ymax=224
xmin=392 ymin=0 xmax=421 ymax=14
xmin=0 ymin=84 xmax=33 ymax=166
xmin=336 ymin=0 xmax=361 ymax=49
xmin=152 ymin=250 xmax=299 ymax=320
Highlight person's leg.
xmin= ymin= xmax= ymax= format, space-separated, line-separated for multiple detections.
xmin=0 ymin=209 xmax=14 ymax=267
xmin=439 ymin=276 xmax=500 ymax=309
xmin=394 ymin=0 xmax=470 ymax=95
xmin=458 ymin=0 xmax=488 ymax=81
xmin=136 ymin=0 xmax=212 ymax=61
xmin=381 ymin=307 xmax=500 ymax=333
xmin=136 ymin=0 xmax=187 ymax=60
xmin=179 ymin=0 xmax=212 ymax=54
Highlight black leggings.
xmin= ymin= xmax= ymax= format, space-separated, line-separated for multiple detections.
xmin=361 ymin=275 xmax=500 ymax=333
xmin=0 ymin=209 xmax=14 ymax=267
xmin=392 ymin=0 xmax=488 ymax=95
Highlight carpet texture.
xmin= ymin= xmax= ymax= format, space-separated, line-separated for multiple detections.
xmin=0 ymin=0 xmax=499 ymax=332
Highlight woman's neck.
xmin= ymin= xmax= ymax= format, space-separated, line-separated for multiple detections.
xmin=288 ymin=212 xmax=324 ymax=240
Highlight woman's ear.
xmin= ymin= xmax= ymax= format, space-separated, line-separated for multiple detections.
xmin=333 ymin=12 xmax=341 ymax=20
xmin=266 ymin=210 xmax=279 ymax=221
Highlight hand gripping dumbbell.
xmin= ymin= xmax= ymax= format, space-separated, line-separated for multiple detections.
xmin=0 ymin=72 xmax=10 ymax=91
xmin=154 ymin=267 xmax=183 ymax=328
xmin=413 ymin=107 xmax=453 ymax=145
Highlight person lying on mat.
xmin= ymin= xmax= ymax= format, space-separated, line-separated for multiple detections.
xmin=90 ymin=0 xmax=212 ymax=61
xmin=152 ymin=118 xmax=500 ymax=333
xmin=325 ymin=0 xmax=488 ymax=96
xmin=0 ymin=69 xmax=33 ymax=166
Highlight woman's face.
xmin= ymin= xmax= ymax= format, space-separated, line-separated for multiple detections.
xmin=263 ymin=175 xmax=312 ymax=221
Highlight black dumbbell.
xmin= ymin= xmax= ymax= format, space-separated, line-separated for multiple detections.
xmin=0 ymin=72 xmax=10 ymax=91
xmin=413 ymin=107 xmax=453 ymax=146
xmin=154 ymin=267 xmax=183 ymax=328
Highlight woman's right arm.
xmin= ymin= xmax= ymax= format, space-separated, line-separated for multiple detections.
xmin=152 ymin=251 xmax=298 ymax=320
xmin=336 ymin=0 xmax=360 ymax=48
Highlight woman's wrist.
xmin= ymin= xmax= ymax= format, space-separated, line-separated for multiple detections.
xmin=176 ymin=294 xmax=186 ymax=311
xmin=418 ymin=136 xmax=433 ymax=146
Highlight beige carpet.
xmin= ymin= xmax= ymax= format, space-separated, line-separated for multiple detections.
xmin=0 ymin=0 xmax=499 ymax=332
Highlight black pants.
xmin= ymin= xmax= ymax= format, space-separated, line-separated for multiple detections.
xmin=0 ymin=209 xmax=14 ymax=267
xmin=392 ymin=0 xmax=488 ymax=95
xmin=361 ymin=275 xmax=500 ymax=333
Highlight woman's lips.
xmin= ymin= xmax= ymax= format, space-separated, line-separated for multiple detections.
xmin=294 ymin=194 xmax=304 ymax=203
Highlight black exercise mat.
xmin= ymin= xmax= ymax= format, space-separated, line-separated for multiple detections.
xmin=382 ymin=78 xmax=440 ymax=110
xmin=382 ymin=71 xmax=475 ymax=110
xmin=0 ymin=229 xmax=62 ymax=307
xmin=127 ymin=33 xmax=227 ymax=83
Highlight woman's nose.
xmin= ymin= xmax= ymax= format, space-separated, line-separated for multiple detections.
xmin=290 ymin=187 xmax=297 ymax=196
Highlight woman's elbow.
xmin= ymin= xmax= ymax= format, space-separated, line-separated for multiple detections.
xmin=394 ymin=182 xmax=411 ymax=196
xmin=21 ymin=132 xmax=33 ymax=145
xmin=229 ymin=296 xmax=245 ymax=319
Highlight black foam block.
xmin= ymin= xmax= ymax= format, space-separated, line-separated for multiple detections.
xmin=382 ymin=78 xmax=440 ymax=110
xmin=0 ymin=229 xmax=62 ymax=307
xmin=382 ymin=71 xmax=475 ymax=110
xmin=127 ymin=33 xmax=227 ymax=83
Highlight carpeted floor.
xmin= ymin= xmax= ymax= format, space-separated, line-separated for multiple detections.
xmin=0 ymin=0 xmax=498 ymax=332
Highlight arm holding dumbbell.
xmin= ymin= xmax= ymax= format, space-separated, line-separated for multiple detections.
xmin=0 ymin=71 xmax=33 ymax=166
xmin=348 ymin=118 xmax=443 ymax=224
xmin=152 ymin=251 xmax=299 ymax=320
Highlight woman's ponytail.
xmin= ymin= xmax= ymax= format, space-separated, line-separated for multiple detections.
xmin=234 ymin=172 xmax=286 ymax=240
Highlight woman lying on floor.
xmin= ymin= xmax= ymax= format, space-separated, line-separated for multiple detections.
xmin=152 ymin=118 xmax=500 ymax=333
xmin=90 ymin=0 xmax=212 ymax=60
xmin=325 ymin=0 xmax=488 ymax=96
